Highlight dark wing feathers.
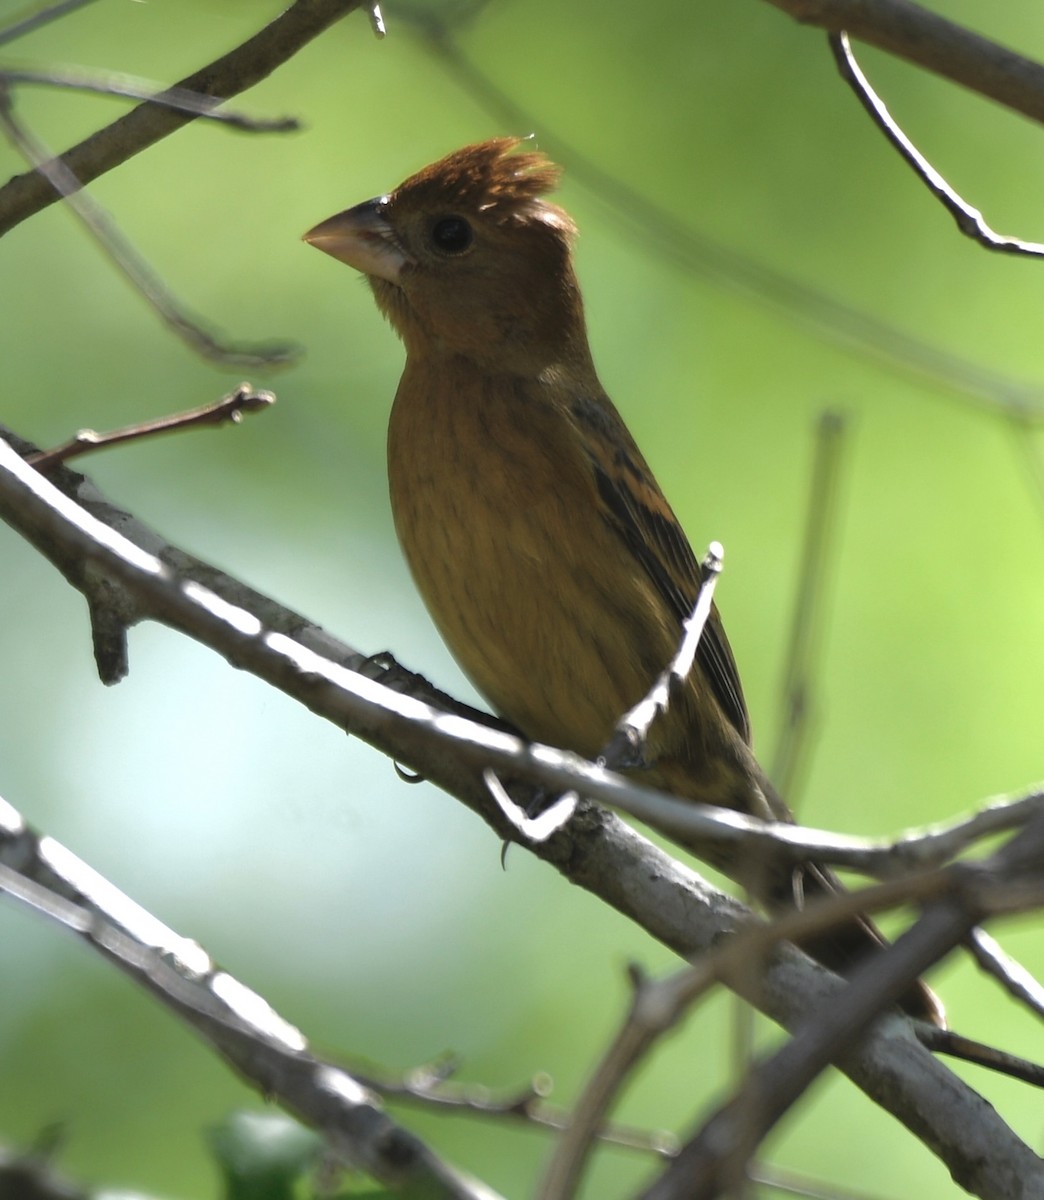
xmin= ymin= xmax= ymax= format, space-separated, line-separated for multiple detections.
xmin=571 ymin=395 xmax=752 ymax=745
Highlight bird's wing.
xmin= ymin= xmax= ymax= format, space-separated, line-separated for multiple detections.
xmin=570 ymin=394 xmax=752 ymax=744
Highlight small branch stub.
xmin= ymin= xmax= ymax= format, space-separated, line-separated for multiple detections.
xmin=28 ymin=385 xmax=275 ymax=471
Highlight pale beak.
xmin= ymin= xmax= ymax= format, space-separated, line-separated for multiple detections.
xmin=302 ymin=196 xmax=411 ymax=282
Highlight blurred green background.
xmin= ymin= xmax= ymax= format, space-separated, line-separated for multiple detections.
xmin=2 ymin=0 xmax=1043 ymax=1195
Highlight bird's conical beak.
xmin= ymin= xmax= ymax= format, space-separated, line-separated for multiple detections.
xmin=302 ymin=197 xmax=411 ymax=282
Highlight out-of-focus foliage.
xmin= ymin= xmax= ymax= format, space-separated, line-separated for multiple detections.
xmin=1 ymin=1 xmax=1043 ymax=1196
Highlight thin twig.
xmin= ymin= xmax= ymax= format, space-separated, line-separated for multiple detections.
xmin=601 ymin=543 xmax=722 ymax=771
xmin=359 ymin=1059 xmax=677 ymax=1158
xmin=829 ymin=28 xmax=1044 ymax=530
xmin=749 ymin=1162 xmax=898 ymax=1200
xmin=830 ymin=32 xmax=1044 ymax=261
xmin=27 ymin=384 xmax=275 ymax=470
xmin=0 ymin=0 xmax=100 ymax=48
xmin=484 ymin=768 xmax=577 ymax=842
xmin=367 ymin=2 xmax=386 ymax=37
xmin=0 ymin=86 xmax=298 ymax=366
xmin=916 ymin=1024 xmax=1044 ymax=1087
xmin=963 ymin=927 xmax=1044 ymax=1020
xmin=747 ymin=373 xmax=869 ymax=1158
xmin=538 ymin=961 xmax=703 ymax=1200
xmin=1 ymin=66 xmax=298 ymax=131
xmin=771 ymin=411 xmax=849 ymax=800
xmin=0 ymin=0 xmax=364 ymax=237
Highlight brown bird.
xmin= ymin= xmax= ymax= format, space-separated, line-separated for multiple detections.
xmin=304 ymin=138 xmax=943 ymax=1025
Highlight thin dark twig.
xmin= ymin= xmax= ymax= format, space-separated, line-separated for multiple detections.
xmin=0 ymin=0 xmax=99 ymax=48
xmin=1 ymin=66 xmax=298 ymax=132
xmin=771 ymin=411 xmax=849 ymax=800
xmin=0 ymin=0 xmax=363 ymax=237
xmin=27 ymin=385 xmax=275 ymax=470
xmin=916 ymin=1024 xmax=1044 ymax=1087
xmin=830 ymin=32 xmax=1044 ymax=260
xmin=0 ymin=85 xmax=298 ymax=367
xmin=359 ymin=1059 xmax=677 ymax=1157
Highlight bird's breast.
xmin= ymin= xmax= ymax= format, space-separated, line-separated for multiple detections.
xmin=386 ymin=357 xmax=673 ymax=757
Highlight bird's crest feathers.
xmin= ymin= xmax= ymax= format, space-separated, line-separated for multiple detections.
xmin=391 ymin=138 xmax=575 ymax=234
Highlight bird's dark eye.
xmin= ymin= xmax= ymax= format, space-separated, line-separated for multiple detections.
xmin=430 ymin=216 xmax=473 ymax=255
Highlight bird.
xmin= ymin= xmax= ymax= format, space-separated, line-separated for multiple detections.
xmin=304 ymin=137 xmax=943 ymax=1025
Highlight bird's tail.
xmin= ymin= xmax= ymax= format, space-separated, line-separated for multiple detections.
xmin=753 ymin=772 xmax=945 ymax=1027
xmin=770 ymin=859 xmax=945 ymax=1025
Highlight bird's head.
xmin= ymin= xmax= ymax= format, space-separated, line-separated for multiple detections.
xmin=304 ymin=138 xmax=590 ymax=375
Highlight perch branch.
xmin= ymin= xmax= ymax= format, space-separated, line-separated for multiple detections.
xmin=4 ymin=423 xmax=1044 ymax=883
xmin=542 ymin=844 xmax=1044 ymax=1200
xmin=0 ymin=431 xmax=1041 ymax=1193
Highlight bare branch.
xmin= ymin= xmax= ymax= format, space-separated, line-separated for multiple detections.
xmin=602 ymin=544 xmax=722 ymax=772
xmin=0 ymin=800 xmax=503 ymax=1200
xmin=771 ymin=411 xmax=849 ymax=799
xmin=28 ymin=384 xmax=275 ymax=470
xmin=414 ymin=25 xmax=1044 ymax=421
xmin=360 ymin=1060 xmax=677 ymax=1158
xmin=761 ymin=0 xmax=1044 ymax=127
xmin=9 ymin=422 xmax=1044 ymax=889
xmin=0 ymin=88 xmax=298 ymax=366
xmin=0 ymin=0 xmax=100 ymax=48
xmin=0 ymin=0 xmax=366 ymax=238
xmin=0 ymin=431 xmax=1040 ymax=1192
xmin=639 ymin=818 xmax=1044 ymax=1199
xmin=831 ymin=33 xmax=1044 ymax=259
xmin=1 ymin=65 xmax=299 ymax=131
xmin=964 ymin=927 xmax=1044 ymax=1019
xmin=7 ymin=421 xmax=1044 ymax=888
